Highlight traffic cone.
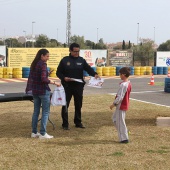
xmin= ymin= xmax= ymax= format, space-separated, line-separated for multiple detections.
xmin=167 ymin=71 xmax=170 ymax=78
xmin=149 ymin=73 xmax=154 ymax=85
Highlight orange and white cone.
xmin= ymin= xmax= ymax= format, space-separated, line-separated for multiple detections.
xmin=167 ymin=71 xmax=170 ymax=78
xmin=149 ymin=73 xmax=154 ymax=85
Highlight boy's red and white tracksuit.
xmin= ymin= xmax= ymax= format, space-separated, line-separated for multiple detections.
xmin=112 ymin=80 xmax=131 ymax=142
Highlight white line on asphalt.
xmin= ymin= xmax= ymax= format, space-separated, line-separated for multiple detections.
xmin=131 ymin=90 xmax=164 ymax=93
xmin=129 ymin=98 xmax=170 ymax=108
xmin=109 ymin=92 xmax=170 ymax=108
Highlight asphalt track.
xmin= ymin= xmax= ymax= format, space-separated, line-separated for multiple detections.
xmin=0 ymin=76 xmax=169 ymax=107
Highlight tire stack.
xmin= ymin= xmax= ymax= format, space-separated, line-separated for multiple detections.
xmin=140 ymin=67 xmax=146 ymax=75
xmin=116 ymin=66 xmax=122 ymax=76
xmin=102 ymin=67 xmax=110 ymax=76
xmin=3 ymin=67 xmax=13 ymax=78
xmin=163 ymin=67 xmax=168 ymax=75
xmin=145 ymin=66 xmax=152 ymax=75
xmin=109 ymin=67 xmax=116 ymax=76
xmin=157 ymin=67 xmax=163 ymax=75
xmin=152 ymin=66 xmax=157 ymax=75
xmin=0 ymin=67 xmax=3 ymax=78
xmin=96 ymin=67 xmax=103 ymax=76
xmin=134 ymin=67 xmax=140 ymax=75
xmin=164 ymin=77 xmax=170 ymax=93
xmin=22 ymin=67 xmax=30 ymax=78
xmin=49 ymin=67 xmax=57 ymax=77
xmin=13 ymin=68 xmax=22 ymax=78
xmin=130 ymin=66 xmax=134 ymax=75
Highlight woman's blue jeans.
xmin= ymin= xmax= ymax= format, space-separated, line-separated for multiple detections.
xmin=32 ymin=90 xmax=51 ymax=135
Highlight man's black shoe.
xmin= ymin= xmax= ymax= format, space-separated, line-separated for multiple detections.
xmin=62 ymin=126 xmax=70 ymax=130
xmin=120 ymin=140 xmax=129 ymax=144
xmin=75 ymin=124 xmax=85 ymax=128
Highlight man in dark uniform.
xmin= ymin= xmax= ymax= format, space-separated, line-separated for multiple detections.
xmin=56 ymin=43 xmax=99 ymax=130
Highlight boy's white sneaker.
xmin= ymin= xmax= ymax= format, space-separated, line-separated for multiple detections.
xmin=39 ymin=133 xmax=54 ymax=139
xmin=31 ymin=132 xmax=41 ymax=138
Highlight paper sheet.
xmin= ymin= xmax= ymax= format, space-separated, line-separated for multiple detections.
xmin=70 ymin=78 xmax=84 ymax=83
xmin=87 ymin=77 xmax=104 ymax=88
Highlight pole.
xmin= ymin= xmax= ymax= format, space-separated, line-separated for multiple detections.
xmin=57 ymin=28 xmax=58 ymax=41
xmin=23 ymin=30 xmax=26 ymax=47
xmin=97 ymin=28 xmax=98 ymax=43
xmin=154 ymin=27 xmax=155 ymax=43
xmin=4 ymin=29 xmax=6 ymax=45
xmin=32 ymin=21 xmax=35 ymax=47
xmin=137 ymin=23 xmax=139 ymax=45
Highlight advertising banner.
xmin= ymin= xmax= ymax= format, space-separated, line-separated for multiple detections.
xmin=8 ymin=48 xmax=69 ymax=67
xmin=108 ymin=50 xmax=133 ymax=66
xmin=0 ymin=46 xmax=6 ymax=67
xmin=80 ymin=50 xmax=107 ymax=67
xmin=156 ymin=52 xmax=170 ymax=66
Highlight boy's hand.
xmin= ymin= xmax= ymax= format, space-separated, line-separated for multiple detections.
xmin=110 ymin=104 xmax=114 ymax=110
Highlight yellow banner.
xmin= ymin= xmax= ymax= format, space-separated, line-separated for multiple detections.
xmin=8 ymin=48 xmax=69 ymax=67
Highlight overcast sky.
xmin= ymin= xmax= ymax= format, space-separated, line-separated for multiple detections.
xmin=0 ymin=0 xmax=169 ymax=45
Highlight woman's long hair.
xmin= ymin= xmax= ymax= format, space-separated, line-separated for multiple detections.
xmin=30 ymin=49 xmax=49 ymax=71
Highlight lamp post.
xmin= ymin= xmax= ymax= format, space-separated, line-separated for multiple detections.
xmin=23 ymin=30 xmax=26 ymax=47
xmin=4 ymin=29 xmax=6 ymax=45
xmin=57 ymin=28 xmax=58 ymax=41
xmin=137 ymin=23 xmax=139 ymax=45
xmin=97 ymin=28 xmax=99 ymax=43
xmin=32 ymin=21 xmax=35 ymax=47
xmin=154 ymin=27 xmax=155 ymax=43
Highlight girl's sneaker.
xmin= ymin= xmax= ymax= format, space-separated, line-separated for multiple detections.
xmin=31 ymin=132 xmax=40 ymax=138
xmin=39 ymin=133 xmax=54 ymax=139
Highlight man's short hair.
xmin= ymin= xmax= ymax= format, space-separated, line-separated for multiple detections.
xmin=119 ymin=67 xmax=131 ymax=77
xmin=69 ymin=43 xmax=80 ymax=51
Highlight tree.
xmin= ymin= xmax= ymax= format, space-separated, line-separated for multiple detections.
xmin=0 ymin=41 xmax=3 ymax=45
xmin=5 ymin=38 xmax=23 ymax=47
xmin=122 ymin=40 xmax=126 ymax=50
xmin=85 ymin=40 xmax=93 ymax=49
xmin=157 ymin=40 xmax=170 ymax=51
xmin=70 ymin=35 xmax=86 ymax=49
xmin=133 ymin=38 xmax=155 ymax=66
xmin=35 ymin=34 xmax=49 ymax=47
xmin=128 ymin=41 xmax=131 ymax=49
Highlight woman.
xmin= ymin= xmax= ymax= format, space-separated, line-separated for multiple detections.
xmin=26 ymin=49 xmax=60 ymax=139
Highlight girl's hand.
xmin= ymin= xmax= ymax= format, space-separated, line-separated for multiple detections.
xmin=55 ymin=82 xmax=61 ymax=87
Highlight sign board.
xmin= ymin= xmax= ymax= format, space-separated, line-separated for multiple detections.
xmin=80 ymin=50 xmax=107 ymax=67
xmin=0 ymin=46 xmax=6 ymax=67
xmin=156 ymin=52 xmax=170 ymax=66
xmin=8 ymin=48 xmax=69 ymax=67
xmin=108 ymin=50 xmax=133 ymax=66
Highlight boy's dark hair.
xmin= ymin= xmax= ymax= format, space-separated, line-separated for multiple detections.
xmin=119 ymin=67 xmax=131 ymax=77
xmin=69 ymin=43 xmax=80 ymax=51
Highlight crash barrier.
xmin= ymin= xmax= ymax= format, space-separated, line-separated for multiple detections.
xmin=0 ymin=66 xmax=170 ymax=78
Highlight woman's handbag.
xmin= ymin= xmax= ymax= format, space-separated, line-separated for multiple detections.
xmin=51 ymin=85 xmax=66 ymax=106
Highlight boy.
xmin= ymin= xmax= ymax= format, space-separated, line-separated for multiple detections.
xmin=110 ymin=67 xmax=131 ymax=143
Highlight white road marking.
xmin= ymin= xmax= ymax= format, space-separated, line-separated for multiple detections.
xmin=109 ymin=93 xmax=170 ymax=108
xmin=131 ymin=90 xmax=164 ymax=93
xmin=129 ymin=98 xmax=170 ymax=108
